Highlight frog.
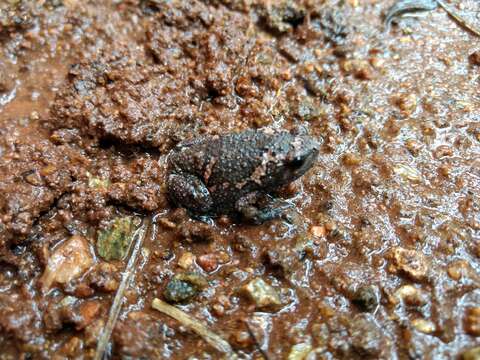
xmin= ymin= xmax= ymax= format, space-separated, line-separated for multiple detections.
xmin=166 ymin=128 xmax=319 ymax=224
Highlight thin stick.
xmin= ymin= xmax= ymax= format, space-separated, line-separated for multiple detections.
xmin=151 ymin=298 xmax=235 ymax=357
xmin=436 ymin=0 xmax=480 ymax=37
xmin=94 ymin=218 xmax=150 ymax=360
xmin=245 ymin=320 xmax=271 ymax=360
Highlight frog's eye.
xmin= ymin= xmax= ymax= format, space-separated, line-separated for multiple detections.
xmin=289 ymin=157 xmax=306 ymax=168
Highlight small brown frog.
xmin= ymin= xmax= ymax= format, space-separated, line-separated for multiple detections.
xmin=167 ymin=128 xmax=319 ymax=224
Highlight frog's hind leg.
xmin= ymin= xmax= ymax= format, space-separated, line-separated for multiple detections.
xmin=235 ymin=192 xmax=292 ymax=225
xmin=167 ymin=173 xmax=213 ymax=214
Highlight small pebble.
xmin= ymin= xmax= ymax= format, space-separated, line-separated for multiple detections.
xmin=438 ymin=164 xmax=451 ymax=177
xmin=342 ymin=153 xmax=361 ymax=166
xmin=393 ymin=93 xmax=417 ymax=115
xmin=231 ymin=330 xmax=253 ymax=348
xmin=412 ymin=318 xmax=436 ymax=334
xmin=405 ymin=139 xmax=422 ymax=156
xmin=447 ymin=260 xmax=468 ymax=281
xmin=393 ymin=285 xmax=427 ymax=307
xmin=178 ymin=252 xmax=195 ymax=270
xmin=465 ymin=307 xmax=480 ymax=336
xmin=211 ymin=303 xmax=225 ymax=317
xmin=197 ymin=254 xmax=219 ymax=273
xmin=311 ymin=225 xmax=326 ymax=237
xmin=389 ymin=247 xmax=429 ymax=282
xmin=469 ymin=51 xmax=480 ymax=66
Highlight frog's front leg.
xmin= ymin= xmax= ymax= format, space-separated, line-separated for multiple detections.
xmin=235 ymin=192 xmax=291 ymax=224
xmin=167 ymin=173 xmax=213 ymax=214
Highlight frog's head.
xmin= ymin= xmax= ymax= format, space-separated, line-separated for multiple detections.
xmin=265 ymin=132 xmax=319 ymax=187
xmin=284 ymin=134 xmax=319 ymax=180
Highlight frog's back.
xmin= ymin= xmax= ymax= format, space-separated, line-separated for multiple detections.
xmin=207 ymin=130 xmax=270 ymax=184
